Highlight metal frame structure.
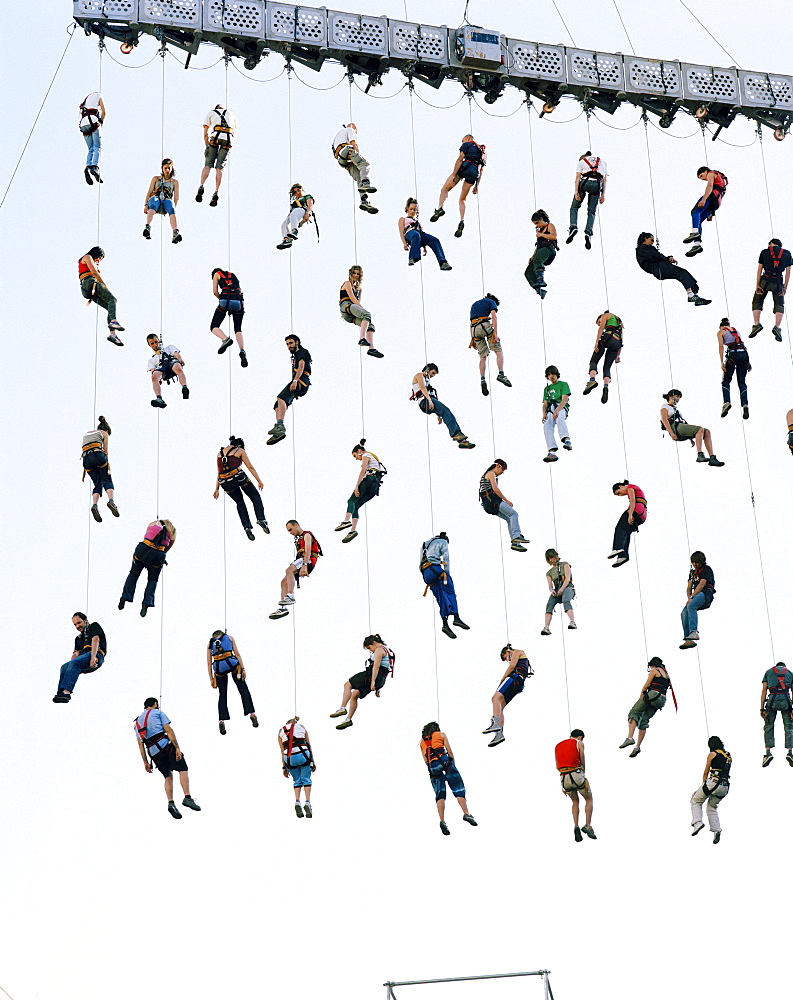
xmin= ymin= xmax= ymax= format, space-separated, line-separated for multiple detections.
xmin=73 ymin=1 xmax=792 ymax=137
xmin=384 ymin=970 xmax=554 ymax=999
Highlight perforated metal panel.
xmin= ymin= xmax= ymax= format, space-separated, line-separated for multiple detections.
xmin=567 ymin=49 xmax=623 ymax=90
xmin=328 ymin=10 xmax=387 ymax=54
xmin=682 ymin=64 xmax=738 ymax=103
xmin=139 ymin=0 xmax=199 ymax=27
xmin=624 ymin=57 xmax=682 ymax=97
xmin=506 ymin=40 xmax=564 ymax=81
xmin=265 ymin=4 xmax=326 ymax=44
xmin=387 ymin=19 xmax=447 ymax=64
xmin=204 ymin=0 xmax=264 ymax=36
xmin=74 ymin=0 xmax=138 ymax=17
xmin=739 ymin=70 xmax=793 ymax=109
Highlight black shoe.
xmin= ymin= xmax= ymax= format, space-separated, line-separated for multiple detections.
xmin=210 ymin=192 xmax=219 ymax=207
xmin=601 ymin=385 xmax=609 ymax=404
xmin=219 ymin=721 xmax=226 ymax=735
xmin=452 ymin=618 xmax=470 ymax=630
xmin=439 ymin=261 xmax=453 ymax=271
xmin=583 ymin=378 xmax=598 ymax=395
xmin=182 ymin=795 xmax=201 ymax=811
xmin=773 ymin=326 xmax=783 ymax=342
xmin=441 ymin=623 xmax=457 ymax=639
xmin=91 ymin=503 xmax=102 ymax=522
xmin=143 ymin=225 xmax=151 ymax=239
xmin=168 ymin=801 xmax=182 ymax=819
xmin=239 ymin=350 xmax=248 ymax=368
xmin=367 ymin=348 xmax=384 ymax=358
xmin=172 ymin=231 xmax=182 ymax=244
xmin=454 ymin=221 xmax=465 ymax=238
xmin=52 ymin=691 xmax=71 ymax=704
xmin=743 ymin=405 xmax=749 ymax=419
xmin=195 ymin=185 xmax=204 ymax=203
xmin=267 ymin=428 xmax=287 ymax=445
xmin=118 ymin=598 xmax=126 ymax=610
xmin=408 ymin=258 xmax=417 ymax=266
xmin=276 ymin=238 xmax=294 ymax=250
xmin=584 ymin=234 xmax=592 ymax=250
xmin=107 ymin=500 xmax=120 ymax=517
xmin=257 ymin=519 xmax=270 ymax=534
xmin=463 ymin=813 xmax=478 ymax=826
xmin=357 ymin=338 xmax=369 ymax=347
xmin=151 ymin=397 xmax=167 ymax=408
xmin=357 ymin=181 xmax=377 ymax=194
xmin=218 ymin=337 xmax=233 ymax=354
xmin=359 ymin=201 xmax=379 ymax=214
xmin=749 ymin=323 xmax=762 ymax=337
xmin=182 ymin=386 xmax=190 ymax=399
xmin=440 ymin=820 xmax=450 ymax=835
xmin=89 ymin=165 xmax=102 ymax=184
xmin=84 ymin=167 xmax=94 ymax=186
xmin=429 ymin=207 xmax=445 ymax=222
xmin=250 ymin=714 xmax=259 ymax=728
xmin=574 ymin=826 xmax=583 ymax=842
xmin=685 ymin=243 xmax=704 ymax=257
xmin=140 ymin=605 xmax=149 ymax=617
xmin=481 ymin=379 xmax=489 ymax=396
xmin=691 ymin=295 xmax=711 ymax=306
xmin=566 ymin=227 xmax=578 ymax=244
xmin=107 ymin=333 xmax=125 ymax=347
xmin=245 ymin=527 xmax=256 ymax=541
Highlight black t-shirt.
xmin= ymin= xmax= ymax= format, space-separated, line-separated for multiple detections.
xmin=759 ymin=247 xmax=792 ymax=278
xmin=636 ymin=243 xmax=667 ymax=271
xmin=291 ymin=347 xmax=312 ymax=378
xmin=691 ymin=564 xmax=716 ymax=594
xmin=75 ymin=622 xmax=107 ymax=656
xmin=460 ymin=140 xmax=483 ymax=166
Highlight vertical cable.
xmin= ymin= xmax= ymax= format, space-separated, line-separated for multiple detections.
xmin=285 ymin=63 xmax=298 ymax=717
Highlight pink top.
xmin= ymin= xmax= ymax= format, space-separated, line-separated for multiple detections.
xmin=144 ymin=521 xmax=172 ymax=548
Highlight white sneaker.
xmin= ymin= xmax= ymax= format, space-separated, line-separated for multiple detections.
xmin=540 ymin=627 xmax=551 ymax=636
xmin=686 ymin=631 xmax=700 ymax=640
xmin=278 ymin=595 xmax=296 ymax=606
xmin=607 ymin=549 xmax=622 ymax=559
xmin=612 ymin=556 xmax=629 ymax=567
xmin=482 ymin=717 xmax=502 ymax=734
xmin=488 ymin=731 xmax=506 ymax=747
xmin=691 ymin=821 xmax=705 ymax=836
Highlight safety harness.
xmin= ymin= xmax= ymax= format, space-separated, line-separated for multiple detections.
xmin=462 ymin=140 xmax=486 ymax=168
xmin=81 ymin=435 xmax=108 ymax=472
xmin=142 ymin=523 xmax=170 ymax=552
xmin=710 ymin=170 xmax=728 ymax=207
xmin=643 ymin=670 xmax=678 ymax=713
xmin=422 ymin=730 xmax=449 ymax=778
xmin=79 ymin=96 xmax=101 ymax=135
xmin=410 ymin=376 xmax=437 ymax=404
xmin=217 ymin=447 xmax=246 ymax=483
xmin=152 ymin=348 xmax=179 ymax=384
xmin=478 ymin=472 xmax=501 ymax=515
xmin=134 ymin=709 xmax=169 ymax=759
xmin=291 ymin=194 xmax=320 ymax=242
xmin=420 ymin=537 xmax=446 ymax=576
xmin=295 ymin=530 xmax=323 ymax=569
xmin=688 ymin=564 xmax=715 ymax=609
xmin=722 ymin=326 xmax=746 ymax=354
xmin=368 ymin=644 xmax=396 ymax=679
xmin=79 ymin=626 xmax=106 ymax=658
xmin=208 ymin=108 xmax=233 ymax=149
xmin=763 ymin=245 xmax=787 ymax=283
xmin=282 ymin=721 xmax=313 ymax=767
xmin=765 ymin=664 xmax=792 ymax=712
xmin=578 ymin=155 xmax=603 ymax=196
xmin=535 ymin=224 xmax=558 ymax=250
xmin=209 ymin=632 xmax=238 ymax=673
xmin=705 ymin=747 xmax=731 ymax=793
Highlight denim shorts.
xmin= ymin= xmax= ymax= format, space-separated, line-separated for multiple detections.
xmin=456 ymin=162 xmax=479 ymax=185
xmin=284 ymin=753 xmax=312 ymax=787
xmin=148 ymin=196 xmax=175 ymax=215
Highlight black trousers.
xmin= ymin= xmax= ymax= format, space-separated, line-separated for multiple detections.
xmin=613 ymin=511 xmax=642 ymax=556
xmin=222 ymin=474 xmax=265 ymax=530
xmin=122 ymin=543 xmax=165 ymax=608
xmin=651 ymin=261 xmax=698 ymax=294
xmin=589 ymin=334 xmax=622 ymax=379
xmin=216 ymin=670 xmax=255 ymax=720
xmin=346 ymin=475 xmax=381 ymax=517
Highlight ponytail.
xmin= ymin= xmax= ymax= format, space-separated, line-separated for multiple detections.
xmin=352 ymin=437 xmax=366 ymax=455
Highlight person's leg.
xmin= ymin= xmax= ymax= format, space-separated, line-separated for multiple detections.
xmin=349 ymin=304 xmax=371 ymax=345
xmin=350 ymin=150 xmax=371 ymax=186
xmin=569 ymin=194 xmax=581 ymax=231
xmin=694 ymin=427 xmax=704 ymax=452
xmin=583 ymin=791 xmax=593 ymax=826
xmin=458 ymin=181 xmax=473 ymax=220
xmin=166 ymin=201 xmax=178 ymax=232
xmin=666 ymin=264 xmax=699 ymax=295
xmin=436 ymin=173 xmax=458 ymax=210
xmin=705 ymin=793 xmax=722 ymax=833
xmin=93 ymin=283 xmax=118 ymax=323
xmin=214 ymin=166 xmax=224 ymax=192
xmin=422 ymin=232 xmax=446 ymax=263
xmin=783 ymin=710 xmax=793 ymax=752
xmin=280 ymin=565 xmax=297 ymax=600
xmin=232 ymin=310 xmax=245 ymax=350
xmin=210 ymin=306 xmax=229 ymax=343
xmin=543 ymin=415 xmax=557 ymax=451
xmin=200 ymin=165 xmax=210 ymax=186
xmin=497 ymin=500 xmax=522 ymax=541
xmin=347 ymin=690 xmax=360 ymax=720
xmin=337 ymin=680 xmax=353 ymax=712
xmin=562 ymin=587 xmax=575 ymax=624
xmin=490 ymin=691 xmax=506 ymax=728
xmin=121 ymin=556 xmax=145 ymax=603
xmin=431 ymin=399 xmax=462 ymax=438
xmin=142 ymin=563 xmax=162 ymax=608
xmin=216 ymin=671 xmax=230 ymax=721
xmin=435 ymin=786 xmax=446 ymax=822
xmin=764 ymin=708 xmax=776 ymax=753
xmin=145 ymin=198 xmax=158 ymax=225
xmin=635 ymin=726 xmax=648 ymax=748
xmin=241 ymin=479 xmax=265 ymax=523
xmin=585 ymin=193 xmax=598 ymax=235
xmin=172 ymin=362 xmax=187 ymax=388
xmin=405 ymin=229 xmax=421 ymax=262
xmin=164 ymin=774 xmax=174 ymax=801
xmin=57 ymin=651 xmax=93 ymax=694
xmin=178 ymin=769 xmax=191 ymax=797
xmin=151 ymin=372 xmax=163 ymax=399
xmin=555 ymin=409 xmax=570 ymax=443
xmin=225 ymin=484 xmax=253 ymax=530
xmin=686 ymin=592 xmax=707 ymax=635
xmin=602 ymin=347 xmax=619 ymax=383
xmin=681 ymin=601 xmax=692 ymax=638
xmin=274 ymin=397 xmax=288 ymax=422
xmin=524 ymin=255 xmax=538 ymax=287
xmin=230 ymin=670 xmax=256 ymax=716
xmin=721 ymin=358 xmax=734 ymax=403
xmin=567 ymin=789 xmax=580 ymax=826
xmin=702 ymin=427 xmax=715 ymax=457
xmin=612 ymin=511 xmax=630 ymax=553
xmin=690 ymin=202 xmax=708 ymax=235
xmin=588 ymin=345 xmax=604 ymax=379
xmin=445 ymin=762 xmax=468 ymax=813
xmin=773 ymin=286 xmax=785 ymax=327
xmin=737 ymin=359 xmax=749 ymax=407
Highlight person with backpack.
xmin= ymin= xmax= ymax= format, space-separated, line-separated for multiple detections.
xmin=213 ymin=436 xmax=268 ymax=541
xmin=142 ymin=158 xmax=182 ymax=244
xmin=525 ymin=210 xmax=558 ymax=298
xmin=542 ymin=365 xmax=572 ymax=462
xmin=609 ymin=480 xmax=647 ymax=568
xmin=482 ymin=645 xmax=533 ymax=748
xmin=679 ymin=551 xmax=716 ymax=650
xmin=339 ymin=265 xmax=383 ymax=358
xmin=147 ymin=334 xmax=189 ymax=408
xmin=207 ymin=630 xmax=258 ymax=735
xmin=134 ymin=697 xmax=201 ymax=820
xmin=478 ymin=459 xmax=529 ymax=552
xmin=683 ymin=167 xmax=728 ymax=257
xmin=267 ymin=336 xmax=312 ymax=445
xmin=751 ymin=238 xmax=791 ymax=341
xmin=331 ymin=123 xmax=378 ymax=213
xmin=52 ymin=612 xmax=107 ymax=704
xmin=554 ymin=729 xmax=595 ymax=841
xmin=760 ymin=661 xmax=793 ymax=768
xmin=334 ymin=438 xmax=385 ymax=544
xmin=398 ymin=198 xmax=452 ymax=270
xmin=635 ymin=233 xmax=711 ymax=305
xmin=278 ymin=717 xmax=315 ymax=817
xmin=81 ymin=415 xmax=119 ymax=523
xmin=411 ymin=363 xmax=476 ymax=449
xmin=583 ymin=311 xmax=623 ymax=404
xmin=690 ymin=736 xmax=730 ymax=843
xmin=619 ymin=656 xmax=672 ymax=758
xmin=660 ymin=389 xmax=725 ymax=467
xmin=78 ymin=247 xmax=125 ymax=344
xmin=566 ymin=151 xmax=607 ymax=249
xmin=196 ymin=105 xmax=236 ymax=207
xmin=210 ymin=268 xmax=248 ymax=367
xmin=330 ymin=635 xmax=395 ymax=730
xmin=268 ymin=521 xmax=322 ymax=620
xmin=79 ymin=91 xmax=105 ymax=185
xmin=276 ymin=183 xmax=316 ymax=251
xmin=429 ymin=133 xmax=486 ymax=239
xmin=419 ymin=531 xmax=470 ymax=640
xmin=469 ymin=293 xmax=511 ymax=395
xmin=717 ymin=318 xmax=751 ymax=418
xmin=419 ymin=722 xmax=478 ymax=835
xmin=118 ymin=519 xmax=176 ymax=617
xmin=542 ymin=549 xmax=576 ymax=634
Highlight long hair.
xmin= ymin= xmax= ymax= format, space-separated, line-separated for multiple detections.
xmin=352 ymin=437 xmax=367 ymax=455
xmin=363 ymin=633 xmax=383 ymax=648
xmin=161 ymin=519 xmax=176 ymax=545
xmin=484 ymin=459 xmax=507 ymax=475
xmin=708 ymin=735 xmax=725 ymax=751
xmin=228 ymin=435 xmax=245 ymax=449
xmin=421 ymin=721 xmax=440 ymax=741
xmin=612 ymin=479 xmax=629 ymax=493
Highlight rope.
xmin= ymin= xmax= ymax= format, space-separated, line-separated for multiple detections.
xmin=550 ymin=0 xmax=577 ymax=46
xmin=229 ymin=60 xmax=285 ymax=83
xmin=157 ymin=43 xmax=166 ymax=704
xmin=286 ymin=64 xmax=299 ymax=717
xmin=756 ymin=127 xmax=793 ymax=367
xmin=610 ymin=0 xmax=637 ymax=54
xmin=223 ymin=55 xmax=233 ymax=635
xmin=674 ymin=0 xmax=741 ymax=67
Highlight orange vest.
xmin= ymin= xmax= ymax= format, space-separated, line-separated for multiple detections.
xmin=422 ymin=730 xmax=445 ymax=764
xmin=554 ymin=738 xmax=581 ymax=773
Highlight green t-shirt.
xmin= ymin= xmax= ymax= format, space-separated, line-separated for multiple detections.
xmin=543 ymin=381 xmax=571 ymax=410
xmin=763 ymin=667 xmax=793 ymax=709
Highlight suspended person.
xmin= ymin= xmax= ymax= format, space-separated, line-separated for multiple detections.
xmin=761 ymin=661 xmax=793 ymax=768
xmin=566 ymin=150 xmax=607 ymax=250
xmin=398 ymin=198 xmax=452 ymax=270
xmin=679 ymin=551 xmax=716 ymax=650
xmin=268 ymin=521 xmax=322 ymax=620
xmin=717 ymin=318 xmax=750 ymax=419
xmin=331 ymin=122 xmax=378 ymax=213
xmin=330 ymin=635 xmax=395 ymax=730
xmin=478 ymin=459 xmax=529 ymax=552
xmin=410 ymin=363 xmax=475 ymax=450
xmin=583 ymin=311 xmax=623 ymax=404
xmin=419 ymin=531 xmax=470 ymax=640
xmin=430 ymin=133 xmax=486 ymax=238
xmin=276 ymin=183 xmax=316 ymax=250
xmin=118 ymin=519 xmax=176 ymax=617
xmin=78 ymin=247 xmax=125 ymax=344
xmin=525 ymin=210 xmax=558 ymax=298
xmin=660 ymin=389 xmax=725 ymax=467
xmin=267 ymin=335 xmax=312 ymax=445
xmin=690 ymin=736 xmax=730 ymax=844
xmin=619 ymin=656 xmax=672 ymax=758
xmin=635 ymin=232 xmax=711 ymax=305
xmin=788 ymin=408 xmax=793 ymax=457
xmin=541 ymin=365 xmax=572 ymax=462
xmin=334 ymin=438 xmax=386 ymax=544
xmin=52 ymin=612 xmax=107 ymax=704
xmin=420 ymin=722 xmax=478 ymax=836
xmin=142 ymin=158 xmax=182 ymax=244
xmin=278 ymin=717 xmax=315 ymax=818
xmin=207 ymin=630 xmax=258 ymax=735
xmin=79 ymin=90 xmax=105 ymax=185
xmin=469 ymin=293 xmax=511 ymax=396
xmin=542 ymin=549 xmax=576 ymax=635
xmin=554 ymin=729 xmax=595 ymax=841
xmin=196 ymin=104 xmax=236 ymax=207
xmin=751 ymin=237 xmax=791 ymax=341
xmin=482 ymin=645 xmax=533 ymax=748
xmin=683 ymin=166 xmax=728 ymax=257
xmin=81 ymin=415 xmax=119 ymax=523
xmin=147 ymin=334 xmax=189 ymax=408
xmin=609 ymin=480 xmax=647 ymax=568
xmin=339 ymin=265 xmax=383 ymax=358
xmin=210 ymin=268 xmax=248 ymax=367
xmin=213 ymin=436 xmax=268 ymax=541
xmin=134 ymin=697 xmax=201 ymax=820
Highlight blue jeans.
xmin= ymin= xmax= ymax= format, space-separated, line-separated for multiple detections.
xmin=418 ymin=397 xmax=461 ymax=438
xmin=497 ymin=500 xmax=522 ymax=540
xmin=430 ymin=758 xmax=466 ymax=800
xmin=681 ymin=591 xmax=709 ymax=637
xmin=147 ymin=196 xmax=175 ymax=215
xmin=569 ymin=192 xmax=598 ymax=235
xmin=406 ymin=229 xmax=446 ymax=264
xmin=691 ymin=194 xmax=719 ymax=234
xmin=421 ymin=565 xmax=459 ymax=620
xmin=58 ymin=650 xmax=104 ymax=693
xmin=84 ymin=130 xmax=101 ymax=167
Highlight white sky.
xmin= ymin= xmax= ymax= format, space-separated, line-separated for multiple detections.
xmin=2 ymin=0 xmax=793 ymax=997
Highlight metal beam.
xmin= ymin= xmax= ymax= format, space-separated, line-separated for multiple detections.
xmin=384 ymin=970 xmax=550 ymax=986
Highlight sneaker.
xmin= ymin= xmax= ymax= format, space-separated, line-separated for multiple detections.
xmin=721 ymin=402 xmax=731 ymax=417
xmin=218 ymin=336 xmax=233 ymax=355
xmin=683 ymin=231 xmax=701 ymax=244
xmin=335 ymin=719 xmax=353 ymax=730
xmin=692 ymin=296 xmax=711 ymax=306
xmin=269 ymin=607 xmax=289 ymax=619
xmin=335 ymin=520 xmax=352 ymax=532
xmin=441 ymin=623 xmax=457 ymax=639
xmin=172 ymin=231 xmax=182 ymax=244
xmin=245 ymin=527 xmax=256 ymax=541
xmin=607 ymin=550 xmax=623 ymax=560
xmin=278 ymin=595 xmax=296 ymax=606
xmin=357 ymin=181 xmax=377 ymax=194
xmin=686 ymin=631 xmax=700 ymax=640
xmin=480 ymin=379 xmax=489 ymax=396
xmin=151 ymin=397 xmax=167 ymax=408
xmin=762 ymin=752 xmax=773 ymax=767
xmin=713 ymin=831 xmax=721 ymax=844
xmin=452 ymin=618 xmax=470 ymax=630
xmin=601 ymin=386 xmax=609 ymax=404
xmin=496 ymin=373 xmax=512 ymax=387
xmin=696 ymin=451 xmax=708 ymax=463
xmin=295 ymin=802 xmax=304 ymax=818
xmin=357 ymin=338 xmax=369 ymax=347
xmin=584 ymin=234 xmax=592 ymax=250
xmin=91 ymin=503 xmax=102 ymax=522
xmin=513 ymin=536 xmax=530 ymax=544
xmin=143 ymin=224 xmax=151 ymax=240
xmin=463 ymin=813 xmax=478 ymax=826
xmin=457 ymin=439 xmax=476 ymax=449
xmin=679 ymin=640 xmax=697 ymax=649
xmin=195 ymin=185 xmax=204 ymax=202
xmin=276 ymin=237 xmax=295 ymax=250
xmin=691 ymin=820 xmax=705 ymax=836
xmin=366 ymin=348 xmax=384 ymax=358
xmin=686 ymin=243 xmax=704 ymax=257
xmin=440 ymin=820 xmax=450 ymax=835
xmin=107 ymin=333 xmax=124 ymax=347
xmin=708 ymin=456 xmax=725 ymax=467
xmin=210 ymin=192 xmax=219 ymax=207
xmin=108 ymin=319 xmax=125 ymax=332
xmin=612 ymin=555 xmax=629 ymax=567
xmin=773 ymin=326 xmax=783 ymax=342
xmin=562 ymin=438 xmax=572 ymax=450
xmin=359 ymin=201 xmax=379 ymax=214
xmin=787 ymin=752 xmax=793 ymax=767
xmin=182 ymin=795 xmax=201 ymax=811
xmin=583 ymin=378 xmax=598 ymax=395
xmin=52 ymin=692 xmax=71 ymax=704
xmin=619 ymin=738 xmax=635 ymax=749
xmin=303 ymin=802 xmax=312 ymax=818
xmin=342 ymin=530 xmax=358 ymax=543
xmin=118 ymin=599 xmax=126 ymax=610
xmin=89 ymin=165 xmax=103 ymax=184
xmin=168 ymin=801 xmax=183 ymax=819
xmin=582 ymin=825 xmax=597 ymax=839
xmin=454 ymin=221 xmax=465 ymax=238
xmin=566 ymin=227 xmax=578 ymax=244
xmin=482 ymin=717 xmax=501 ymax=734
xmin=140 ymin=605 xmax=148 ymax=617
xmin=430 ymin=207 xmax=445 ymax=222
xmin=257 ymin=519 xmax=269 ymax=534
xmin=543 ymin=451 xmax=559 ymax=463
xmin=267 ymin=428 xmax=287 ymax=445
xmin=84 ymin=167 xmax=93 ymax=186
xmin=540 ymin=627 xmax=551 ymax=636
xmin=510 ymin=540 xmax=527 ymax=552
xmin=329 ymin=708 xmax=347 ymax=718
xmin=488 ymin=731 xmax=506 ymax=747
xmin=107 ymin=500 xmax=119 ymax=517
xmin=439 ymin=261 xmax=453 ymax=271
xmin=574 ymin=826 xmax=583 ymax=842
xmin=568 ymin=622 xmax=577 ymax=629
xmin=239 ymin=350 xmax=248 ymax=368
xmin=219 ymin=721 xmax=226 ymax=735
xmin=538 ymin=288 xmax=547 ymax=299
xmin=742 ymin=405 xmax=749 ymax=419
xmin=408 ymin=258 xmax=417 ymax=266
xmin=629 ymin=746 xmax=641 ymax=758
xmin=182 ymin=386 xmax=190 ymax=400
xmin=749 ymin=323 xmax=762 ymax=337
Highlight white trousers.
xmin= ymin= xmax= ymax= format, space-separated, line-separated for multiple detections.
xmin=690 ymin=778 xmax=729 ymax=833
xmin=281 ymin=206 xmax=305 ymax=238
xmin=544 ymin=409 xmax=570 ymax=450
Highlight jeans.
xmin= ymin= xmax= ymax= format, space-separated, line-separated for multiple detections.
xmin=612 ymin=510 xmax=643 ymax=558
xmin=546 ymin=585 xmax=575 ymax=614
xmin=87 ymin=466 xmax=114 ymax=496
xmin=544 ymin=409 xmax=570 ymax=450
xmin=215 ymin=669 xmax=255 ymax=720
xmin=430 ymin=759 xmax=466 ymax=801
xmin=147 ymin=196 xmax=175 ymax=215
xmin=690 ymin=777 xmax=728 ymax=833
xmin=58 ymin=650 xmax=104 ymax=693
xmin=589 ymin=335 xmax=622 ymax=379
xmin=418 ymin=397 xmax=461 ymax=438
xmin=496 ymin=500 xmax=522 ymax=540
xmin=569 ymin=192 xmax=598 ymax=235
xmin=221 ymin=476 xmax=265 ymax=530
xmin=422 ymin=565 xmax=459 ymax=620
xmin=722 ymin=351 xmax=750 ymax=406
xmin=80 ymin=277 xmax=117 ymax=323
xmin=524 ymin=245 xmax=557 ymax=289
xmin=681 ymin=591 xmax=709 ymax=637
xmin=690 ymin=194 xmax=720 ymax=234
xmin=763 ymin=707 xmax=793 ymax=749
xmin=346 ymin=474 xmax=381 ymax=517
xmin=122 ymin=543 xmax=165 ymax=608
xmin=406 ymin=229 xmax=447 ymax=264
xmin=84 ymin=130 xmax=101 ymax=167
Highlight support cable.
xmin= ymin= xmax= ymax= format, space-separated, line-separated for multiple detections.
xmin=550 ymin=0 xmax=577 ymax=47
xmin=674 ymin=0 xmax=741 ymax=67
xmin=222 ymin=54 xmax=233 ymax=635
xmin=286 ymin=64 xmax=299 ymax=716
xmin=157 ymin=42 xmax=167 ymax=704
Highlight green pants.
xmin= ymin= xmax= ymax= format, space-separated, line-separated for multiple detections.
xmin=81 ymin=277 xmax=117 ymax=324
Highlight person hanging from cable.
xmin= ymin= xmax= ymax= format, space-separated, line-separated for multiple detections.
xmin=52 ymin=612 xmax=107 ymax=704
xmin=660 ymin=389 xmax=725 ymax=467
xmin=196 ymin=104 xmax=236 ymax=207
xmin=419 ymin=722 xmax=478 ymax=836
xmin=478 ymin=459 xmax=529 ymax=553
xmin=609 ymin=480 xmax=647 ymax=568
xmin=147 ymin=334 xmax=189 ymax=408
xmin=482 ymin=645 xmax=533 ymax=748
xmin=134 ymin=697 xmax=201 ymax=820
xmin=339 ymin=265 xmax=383 ymax=358
xmin=78 ymin=247 xmax=125 ymax=345
xmin=583 ymin=311 xmax=623 ymax=404
xmin=679 ymin=551 xmax=716 ymax=650
xmin=410 ymin=363 xmax=475 ymax=450
xmin=267 ymin=335 xmax=312 ymax=445
xmin=331 ymin=122 xmax=378 ymax=213
xmin=690 ymin=735 xmax=730 ymax=844
xmin=469 ymin=293 xmax=511 ymax=396
xmin=334 ymin=438 xmax=386 ymax=544
xmin=555 ymin=729 xmax=595 ymax=841
xmin=210 ymin=267 xmax=248 ymax=368
xmin=619 ymin=656 xmax=673 ymax=758
xmin=330 ymin=634 xmax=395 ymax=730
xmin=268 ymin=521 xmax=322 ymax=620
xmin=276 ymin=183 xmax=316 ymax=250
xmin=118 ymin=519 xmax=176 ymax=617
xmin=525 ymin=210 xmax=558 ymax=298
xmin=207 ymin=630 xmax=259 ymax=735
xmin=142 ymin=158 xmax=182 ymax=244
xmin=278 ymin=717 xmax=315 ymax=818
xmin=213 ymin=435 xmax=269 ymax=541
xmin=398 ymin=198 xmax=452 ymax=270
xmin=751 ymin=237 xmax=790 ymax=341
xmin=566 ymin=150 xmax=607 ymax=250
xmin=760 ymin=661 xmax=793 ymax=768
xmin=542 ymin=366 xmax=572 ymax=462
xmin=419 ymin=531 xmax=470 ymax=640
xmin=717 ymin=317 xmax=751 ymax=419
xmin=635 ymin=233 xmax=711 ymax=305
xmin=683 ymin=166 xmax=728 ymax=257
xmin=82 ymin=415 xmax=119 ymax=523
xmin=429 ymin=133 xmax=485 ymax=239
xmin=787 ymin=408 xmax=793 ymax=457
xmin=542 ymin=549 xmax=576 ymax=635
xmin=79 ymin=89 xmax=105 ymax=185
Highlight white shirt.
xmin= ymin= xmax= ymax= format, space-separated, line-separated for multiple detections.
xmin=147 ymin=345 xmax=181 ymax=371
xmin=333 ymin=126 xmax=357 ymax=150
xmin=577 ymin=155 xmax=607 ymax=176
xmin=280 ymin=722 xmax=307 ymax=743
xmin=661 ymin=402 xmax=685 ymax=424
xmin=362 ymin=451 xmax=384 ymax=473
xmin=204 ymin=107 xmax=237 ymax=134
xmin=82 ymin=92 xmax=102 ymax=111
